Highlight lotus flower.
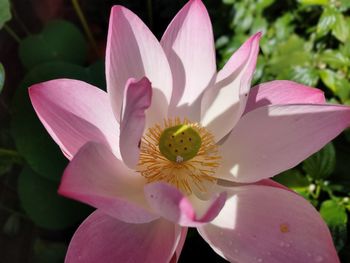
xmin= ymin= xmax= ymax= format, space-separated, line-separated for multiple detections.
xmin=28 ymin=0 xmax=350 ymax=262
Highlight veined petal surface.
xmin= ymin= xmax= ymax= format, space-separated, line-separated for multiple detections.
xmin=29 ymin=79 xmax=120 ymax=160
xmin=161 ymin=0 xmax=216 ymax=121
xmin=59 ymin=142 xmax=158 ymax=224
xmin=244 ymin=80 xmax=326 ymax=114
xmin=217 ymin=104 xmax=350 ymax=183
xmin=198 ymin=185 xmax=339 ymax=263
xmin=65 ymin=210 xmax=182 ymax=263
xmin=201 ymin=33 xmax=261 ymax=141
xmin=106 ymin=5 xmax=172 ymax=125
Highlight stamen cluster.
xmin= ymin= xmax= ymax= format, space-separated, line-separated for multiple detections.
xmin=138 ymin=118 xmax=220 ymax=195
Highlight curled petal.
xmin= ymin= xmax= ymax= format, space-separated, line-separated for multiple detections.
xmin=59 ymin=142 xmax=158 ymax=223
xmin=144 ymin=182 xmax=227 ymax=227
xmin=201 ymin=33 xmax=261 ymax=141
xmin=120 ymin=77 xmax=152 ymax=168
xmin=106 ymin=5 xmax=172 ymax=124
xmin=161 ymin=0 xmax=216 ymax=121
xmin=65 ymin=210 xmax=182 ymax=263
xmin=218 ymin=104 xmax=350 ymax=183
xmin=29 ymin=79 xmax=119 ymax=159
xmin=244 ymin=80 xmax=326 ymax=114
xmin=198 ymin=185 xmax=339 ymax=263
xmin=254 ymin=179 xmax=294 ymax=193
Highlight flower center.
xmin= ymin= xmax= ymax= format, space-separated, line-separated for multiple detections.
xmin=138 ymin=118 xmax=220 ymax=195
xmin=159 ymin=124 xmax=201 ymax=163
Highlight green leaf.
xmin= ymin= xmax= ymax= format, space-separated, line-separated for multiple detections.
xmin=19 ymin=20 xmax=87 ymax=69
xmin=339 ymin=0 xmax=350 ymax=10
xmin=317 ymin=7 xmax=337 ymax=37
xmin=216 ymin=36 xmax=229 ymax=49
xmin=0 ymin=148 xmax=22 ymax=176
xmin=303 ymin=143 xmax=336 ymax=180
xmin=332 ymin=13 xmax=349 ymax=43
xmin=290 ymin=66 xmax=319 ymax=86
xmin=275 ymin=34 xmax=307 ymax=54
xmin=85 ymin=60 xmax=106 ymax=90
xmin=319 ymin=69 xmax=350 ymax=101
xmin=345 ymin=128 xmax=350 ymax=143
xmin=253 ymin=55 xmax=266 ymax=83
xmin=298 ymin=0 xmax=329 ymax=5
xmin=320 ymin=200 xmax=348 ymax=251
xmin=267 ymin=35 xmax=312 ymax=78
xmin=0 ymin=0 xmax=11 ymax=28
xmin=251 ymin=16 xmax=268 ymax=35
xmin=273 ymin=13 xmax=295 ymax=41
xmin=238 ymin=13 xmax=254 ymax=32
xmin=340 ymin=41 xmax=350 ymax=57
xmin=319 ymin=70 xmax=336 ymax=91
xmin=11 ymin=62 xmax=103 ymax=182
xmin=319 ymin=49 xmax=350 ymax=68
xmin=255 ymin=0 xmax=275 ymax=11
xmin=232 ymin=2 xmax=247 ymax=27
xmin=2 ymin=214 xmax=21 ymax=237
xmin=33 ymin=239 xmax=67 ymax=263
xmin=18 ymin=166 xmax=92 ymax=230
xmin=333 ymin=144 xmax=350 ymax=182
xmin=273 ymin=169 xmax=309 ymax=189
xmin=0 ymin=63 xmax=4 ymax=93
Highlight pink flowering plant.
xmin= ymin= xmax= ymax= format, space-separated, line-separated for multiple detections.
xmin=24 ymin=0 xmax=350 ymax=262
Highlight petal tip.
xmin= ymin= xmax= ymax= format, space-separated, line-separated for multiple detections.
xmin=185 ymin=0 xmax=208 ymax=15
xmin=28 ymin=82 xmax=43 ymax=98
xmin=251 ymin=31 xmax=262 ymax=43
xmin=255 ymin=31 xmax=263 ymax=38
xmin=110 ymin=5 xmax=124 ymax=13
xmin=139 ymin=76 xmax=152 ymax=87
xmin=28 ymin=85 xmax=35 ymax=95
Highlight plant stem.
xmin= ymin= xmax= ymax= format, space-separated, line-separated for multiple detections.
xmin=147 ymin=0 xmax=153 ymax=29
xmin=3 ymin=25 xmax=21 ymax=43
xmin=71 ymin=0 xmax=99 ymax=56
xmin=0 ymin=148 xmax=24 ymax=165
xmin=0 ymin=204 xmax=27 ymax=219
xmin=11 ymin=4 xmax=30 ymax=35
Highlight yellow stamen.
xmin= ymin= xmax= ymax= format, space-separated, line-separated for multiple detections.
xmin=137 ymin=118 xmax=220 ymax=195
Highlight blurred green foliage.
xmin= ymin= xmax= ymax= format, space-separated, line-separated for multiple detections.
xmin=0 ymin=63 xmax=4 ymax=94
xmin=18 ymin=166 xmax=91 ymax=229
xmin=0 ymin=0 xmax=11 ymax=29
xmin=19 ymin=20 xmax=88 ymax=69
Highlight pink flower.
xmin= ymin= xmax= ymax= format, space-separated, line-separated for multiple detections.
xmin=28 ymin=1 xmax=349 ymax=262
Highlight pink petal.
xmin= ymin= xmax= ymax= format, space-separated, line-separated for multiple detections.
xmin=201 ymin=33 xmax=261 ymax=141
xmin=244 ymin=80 xmax=326 ymax=115
xmin=170 ymin=227 xmax=188 ymax=263
xmin=65 ymin=210 xmax=182 ymax=263
xmin=218 ymin=104 xmax=350 ymax=183
xmin=198 ymin=185 xmax=339 ymax=263
xmin=29 ymin=79 xmax=120 ymax=160
xmin=59 ymin=142 xmax=158 ymax=223
xmin=161 ymin=0 xmax=216 ymax=121
xmin=106 ymin=5 xmax=172 ymax=124
xmin=144 ymin=182 xmax=227 ymax=227
xmin=120 ymin=77 xmax=152 ymax=168
xmin=254 ymin=179 xmax=294 ymax=193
